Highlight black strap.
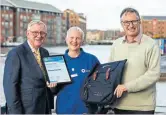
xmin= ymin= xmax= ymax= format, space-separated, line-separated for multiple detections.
xmin=95 ymin=105 xmax=104 ymax=114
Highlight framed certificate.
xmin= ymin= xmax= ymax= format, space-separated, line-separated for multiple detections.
xmin=42 ymin=55 xmax=72 ymax=84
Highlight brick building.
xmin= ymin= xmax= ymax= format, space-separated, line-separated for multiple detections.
xmin=63 ymin=9 xmax=87 ymax=39
xmin=1 ymin=0 xmax=66 ymax=45
xmin=141 ymin=16 xmax=166 ymax=39
xmin=86 ymin=30 xmax=104 ymax=42
xmin=1 ymin=0 xmax=14 ymax=43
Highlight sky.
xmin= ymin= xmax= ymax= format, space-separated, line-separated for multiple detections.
xmin=27 ymin=0 xmax=166 ymax=30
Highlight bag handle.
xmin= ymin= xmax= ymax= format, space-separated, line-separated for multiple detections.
xmin=93 ymin=71 xmax=98 ymax=80
xmin=93 ymin=68 xmax=111 ymax=80
xmin=106 ymin=68 xmax=111 ymax=80
xmin=88 ymin=63 xmax=100 ymax=78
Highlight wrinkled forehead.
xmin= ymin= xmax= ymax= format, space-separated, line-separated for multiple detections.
xmin=121 ymin=12 xmax=139 ymax=21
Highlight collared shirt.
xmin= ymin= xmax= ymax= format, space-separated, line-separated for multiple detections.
xmin=122 ymin=34 xmax=142 ymax=44
xmin=27 ymin=40 xmax=40 ymax=54
xmin=122 ymin=27 xmax=143 ymax=44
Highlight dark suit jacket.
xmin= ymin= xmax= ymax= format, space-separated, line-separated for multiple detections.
xmin=3 ymin=41 xmax=54 ymax=114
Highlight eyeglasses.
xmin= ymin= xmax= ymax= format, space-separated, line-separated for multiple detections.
xmin=121 ymin=20 xmax=140 ymax=26
xmin=29 ymin=31 xmax=47 ymax=37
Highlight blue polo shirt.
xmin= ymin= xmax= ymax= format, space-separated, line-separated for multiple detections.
xmin=56 ymin=48 xmax=100 ymax=114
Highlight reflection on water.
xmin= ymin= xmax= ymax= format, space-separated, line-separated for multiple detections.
xmin=0 ymin=45 xmax=166 ymax=113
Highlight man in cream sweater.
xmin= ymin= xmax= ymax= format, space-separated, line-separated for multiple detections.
xmin=110 ymin=7 xmax=160 ymax=114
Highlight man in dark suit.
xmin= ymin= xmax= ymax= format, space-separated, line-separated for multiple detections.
xmin=3 ymin=20 xmax=56 ymax=114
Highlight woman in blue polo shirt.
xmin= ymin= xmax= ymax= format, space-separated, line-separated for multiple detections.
xmin=55 ymin=27 xmax=100 ymax=114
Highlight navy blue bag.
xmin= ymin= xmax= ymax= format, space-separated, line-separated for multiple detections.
xmin=81 ymin=59 xmax=127 ymax=113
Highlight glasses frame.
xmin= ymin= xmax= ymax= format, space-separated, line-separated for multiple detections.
xmin=121 ymin=20 xmax=140 ymax=26
xmin=29 ymin=30 xmax=47 ymax=37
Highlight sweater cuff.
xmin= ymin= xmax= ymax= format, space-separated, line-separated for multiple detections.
xmin=124 ymin=83 xmax=132 ymax=92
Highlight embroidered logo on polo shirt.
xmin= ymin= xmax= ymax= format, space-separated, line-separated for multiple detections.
xmin=81 ymin=69 xmax=90 ymax=73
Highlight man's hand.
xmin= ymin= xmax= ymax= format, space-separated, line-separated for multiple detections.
xmin=46 ymin=81 xmax=57 ymax=88
xmin=114 ymin=84 xmax=127 ymax=98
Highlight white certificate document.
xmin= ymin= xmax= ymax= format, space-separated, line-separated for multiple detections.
xmin=43 ymin=55 xmax=72 ymax=83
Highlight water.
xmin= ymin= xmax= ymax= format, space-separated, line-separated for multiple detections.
xmin=0 ymin=45 xmax=166 ymax=113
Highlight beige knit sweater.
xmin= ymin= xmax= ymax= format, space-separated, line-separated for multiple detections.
xmin=109 ymin=34 xmax=160 ymax=111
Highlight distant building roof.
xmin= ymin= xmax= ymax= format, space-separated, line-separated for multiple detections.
xmin=64 ymin=9 xmax=86 ymax=19
xmin=78 ymin=14 xmax=86 ymax=20
xmin=0 ymin=0 xmax=13 ymax=7
xmin=6 ymin=0 xmax=62 ymax=13
xmin=141 ymin=16 xmax=166 ymax=20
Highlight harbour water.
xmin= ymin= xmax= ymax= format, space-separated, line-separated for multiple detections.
xmin=0 ymin=45 xmax=166 ymax=113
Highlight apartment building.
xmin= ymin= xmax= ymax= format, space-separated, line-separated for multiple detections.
xmin=1 ymin=0 xmax=66 ymax=45
xmin=142 ymin=16 xmax=166 ymax=38
xmin=63 ymin=9 xmax=86 ymax=39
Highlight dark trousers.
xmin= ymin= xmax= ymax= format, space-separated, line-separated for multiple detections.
xmin=114 ymin=108 xmax=155 ymax=114
xmin=87 ymin=104 xmax=111 ymax=114
xmin=45 ymin=100 xmax=51 ymax=114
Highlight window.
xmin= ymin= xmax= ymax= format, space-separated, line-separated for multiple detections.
xmin=20 ymin=15 xmax=23 ymax=19
xmin=20 ymin=31 xmax=22 ymax=35
xmin=10 ymin=22 xmax=13 ymax=26
xmin=23 ymin=23 xmax=27 ymax=29
xmin=5 ymin=30 xmax=9 ymax=37
xmin=26 ymin=9 xmax=29 ymax=13
xmin=10 ymin=30 xmax=13 ymax=35
xmin=5 ymin=14 xmax=9 ymax=19
xmin=21 ymin=8 xmax=26 ymax=12
xmin=23 ymin=16 xmax=27 ymax=21
xmin=2 ymin=22 xmax=4 ymax=26
xmin=17 ymin=8 xmax=20 ymax=12
xmin=6 ymin=7 xmax=9 ymax=10
xmin=2 ymin=30 xmax=5 ymax=35
xmin=1 ymin=6 xmax=4 ymax=10
xmin=20 ymin=22 xmax=23 ymax=27
xmin=5 ymin=22 xmax=9 ymax=28
xmin=9 ymin=7 xmax=13 ymax=11
xmin=10 ymin=14 xmax=13 ymax=18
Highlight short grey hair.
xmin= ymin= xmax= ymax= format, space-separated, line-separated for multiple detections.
xmin=27 ymin=20 xmax=47 ymax=32
xmin=120 ymin=7 xmax=140 ymax=21
xmin=66 ymin=26 xmax=84 ymax=40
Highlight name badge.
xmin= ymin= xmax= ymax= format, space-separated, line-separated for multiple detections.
xmin=71 ymin=73 xmax=78 ymax=78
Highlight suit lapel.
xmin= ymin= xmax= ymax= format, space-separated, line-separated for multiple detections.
xmin=23 ymin=41 xmax=45 ymax=80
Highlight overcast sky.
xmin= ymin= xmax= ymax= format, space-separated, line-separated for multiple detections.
xmin=28 ymin=0 xmax=166 ymax=30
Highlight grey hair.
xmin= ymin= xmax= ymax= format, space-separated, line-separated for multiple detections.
xmin=66 ymin=26 xmax=84 ymax=40
xmin=27 ymin=20 xmax=47 ymax=32
xmin=120 ymin=7 xmax=140 ymax=21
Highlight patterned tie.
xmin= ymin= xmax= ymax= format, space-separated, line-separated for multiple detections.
xmin=34 ymin=50 xmax=46 ymax=80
